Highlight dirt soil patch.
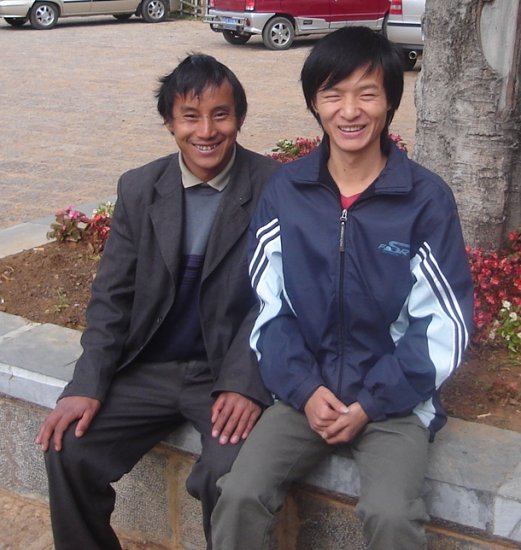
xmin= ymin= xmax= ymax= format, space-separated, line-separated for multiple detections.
xmin=1 ymin=241 xmax=521 ymax=433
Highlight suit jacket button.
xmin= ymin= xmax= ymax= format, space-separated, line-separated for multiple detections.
xmin=156 ymin=316 xmax=162 ymax=324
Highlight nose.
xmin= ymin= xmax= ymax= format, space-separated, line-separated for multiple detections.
xmin=197 ymin=115 xmax=217 ymax=138
xmin=340 ymin=97 xmax=359 ymax=119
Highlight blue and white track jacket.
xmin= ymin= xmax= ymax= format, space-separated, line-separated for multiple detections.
xmin=249 ymin=140 xmax=474 ymax=436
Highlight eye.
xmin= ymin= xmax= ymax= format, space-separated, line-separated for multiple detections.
xmin=213 ymin=110 xmax=230 ymax=121
xmin=183 ymin=113 xmax=199 ymax=122
xmin=319 ymin=93 xmax=341 ymax=103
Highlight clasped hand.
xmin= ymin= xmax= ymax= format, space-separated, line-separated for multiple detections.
xmin=304 ymin=386 xmax=369 ymax=445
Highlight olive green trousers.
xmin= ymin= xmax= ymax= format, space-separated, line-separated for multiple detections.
xmin=212 ymin=401 xmax=430 ymax=550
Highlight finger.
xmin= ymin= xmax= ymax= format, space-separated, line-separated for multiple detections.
xmin=36 ymin=410 xmax=62 ymax=451
xmin=229 ymin=410 xmax=251 ymax=444
xmin=315 ymin=408 xmax=341 ymax=423
xmin=241 ymin=407 xmax=261 ymax=440
xmin=212 ymin=402 xmax=233 ymax=439
xmin=218 ymin=410 xmax=241 ymax=445
xmin=322 ymin=392 xmax=349 ymax=414
xmin=35 ymin=422 xmax=53 ymax=452
xmin=322 ymin=415 xmax=350 ymax=440
xmin=52 ymin=419 xmax=69 ymax=452
xmin=211 ymin=395 xmax=226 ymax=424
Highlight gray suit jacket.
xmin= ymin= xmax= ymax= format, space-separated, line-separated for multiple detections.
xmin=61 ymin=144 xmax=279 ymax=406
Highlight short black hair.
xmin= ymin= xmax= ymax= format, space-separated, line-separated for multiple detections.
xmin=156 ymin=54 xmax=247 ymax=125
xmin=301 ymin=27 xmax=404 ymax=145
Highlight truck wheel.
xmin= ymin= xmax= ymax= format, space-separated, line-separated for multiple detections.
xmin=262 ymin=16 xmax=294 ymax=50
xmin=141 ymin=0 xmax=168 ymax=22
xmin=29 ymin=2 xmax=58 ymax=29
xmin=222 ymin=30 xmax=251 ymax=45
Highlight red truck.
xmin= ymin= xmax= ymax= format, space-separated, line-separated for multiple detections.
xmin=204 ymin=0 xmax=391 ymax=50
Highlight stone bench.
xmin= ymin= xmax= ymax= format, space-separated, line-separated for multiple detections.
xmin=1 ymin=310 xmax=521 ymax=549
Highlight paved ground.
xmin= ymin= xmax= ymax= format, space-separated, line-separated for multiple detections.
xmin=0 ymin=15 xmax=419 ymax=549
xmin=0 ymin=16 xmax=419 ymax=229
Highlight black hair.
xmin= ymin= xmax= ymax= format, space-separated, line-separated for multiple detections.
xmin=301 ymin=27 xmax=404 ymax=148
xmin=156 ymin=53 xmax=247 ymax=125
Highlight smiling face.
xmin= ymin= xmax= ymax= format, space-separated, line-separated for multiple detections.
xmin=314 ymin=66 xmax=390 ymax=163
xmin=167 ymin=81 xmax=242 ymax=182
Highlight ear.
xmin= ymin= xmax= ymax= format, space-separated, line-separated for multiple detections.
xmin=237 ymin=114 xmax=246 ymax=131
xmin=165 ymin=120 xmax=175 ymax=136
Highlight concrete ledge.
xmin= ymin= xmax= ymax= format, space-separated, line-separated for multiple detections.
xmin=1 ymin=311 xmax=521 ymax=548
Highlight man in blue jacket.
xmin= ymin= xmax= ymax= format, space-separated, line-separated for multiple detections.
xmin=35 ymin=54 xmax=278 ymax=550
xmin=212 ymin=27 xmax=474 ymax=549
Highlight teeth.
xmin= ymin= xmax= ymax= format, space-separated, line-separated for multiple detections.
xmin=340 ymin=126 xmax=364 ymax=133
xmin=194 ymin=144 xmax=218 ymax=151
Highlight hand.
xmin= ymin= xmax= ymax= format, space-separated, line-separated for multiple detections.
xmin=304 ymin=386 xmax=349 ymax=436
xmin=321 ymin=401 xmax=369 ymax=445
xmin=211 ymin=392 xmax=262 ymax=445
xmin=35 ymin=396 xmax=101 ymax=452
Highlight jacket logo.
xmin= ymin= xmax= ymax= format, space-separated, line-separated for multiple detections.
xmin=378 ymin=241 xmax=410 ymax=257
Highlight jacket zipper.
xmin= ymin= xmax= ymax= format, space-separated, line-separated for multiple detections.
xmin=338 ymin=208 xmax=348 ymax=395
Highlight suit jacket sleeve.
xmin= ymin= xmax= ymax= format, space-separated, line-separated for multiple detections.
xmin=60 ymin=176 xmax=137 ymax=401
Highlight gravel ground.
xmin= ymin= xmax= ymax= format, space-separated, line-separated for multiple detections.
xmin=0 ymin=16 xmax=419 ymax=229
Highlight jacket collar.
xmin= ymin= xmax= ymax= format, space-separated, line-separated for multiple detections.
xmin=291 ymin=136 xmax=414 ymax=196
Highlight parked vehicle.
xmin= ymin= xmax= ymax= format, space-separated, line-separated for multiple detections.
xmin=0 ymin=0 xmax=173 ymax=29
xmin=385 ymin=0 xmax=425 ymax=70
xmin=204 ymin=0 xmax=390 ymax=51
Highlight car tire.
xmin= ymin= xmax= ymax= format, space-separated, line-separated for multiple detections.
xmin=222 ymin=30 xmax=251 ymax=45
xmin=262 ymin=16 xmax=294 ymax=50
xmin=141 ymin=0 xmax=168 ymax=23
xmin=113 ymin=13 xmax=132 ymax=20
xmin=4 ymin=17 xmax=27 ymax=26
xmin=29 ymin=1 xmax=58 ymax=29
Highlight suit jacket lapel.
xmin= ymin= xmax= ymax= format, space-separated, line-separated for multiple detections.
xmin=149 ymin=156 xmax=184 ymax=281
xmin=203 ymin=147 xmax=252 ymax=280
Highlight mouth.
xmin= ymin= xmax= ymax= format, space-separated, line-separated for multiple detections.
xmin=339 ymin=125 xmax=365 ymax=134
xmin=193 ymin=143 xmax=220 ymax=152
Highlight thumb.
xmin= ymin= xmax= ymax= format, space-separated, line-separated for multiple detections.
xmin=323 ymin=391 xmax=349 ymax=414
xmin=75 ymin=411 xmax=94 ymax=438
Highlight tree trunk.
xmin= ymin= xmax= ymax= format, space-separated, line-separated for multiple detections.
xmin=414 ymin=0 xmax=521 ymax=249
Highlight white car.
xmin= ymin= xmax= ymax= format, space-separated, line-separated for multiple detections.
xmin=0 ymin=0 xmax=173 ymax=29
xmin=385 ymin=0 xmax=425 ymax=70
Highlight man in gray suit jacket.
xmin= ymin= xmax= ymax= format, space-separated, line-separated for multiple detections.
xmin=36 ymin=54 xmax=279 ymax=550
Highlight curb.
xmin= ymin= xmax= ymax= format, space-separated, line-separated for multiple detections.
xmin=0 ymin=197 xmax=116 ymax=259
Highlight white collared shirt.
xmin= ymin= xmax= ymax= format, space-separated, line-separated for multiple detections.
xmin=179 ymin=146 xmax=236 ymax=192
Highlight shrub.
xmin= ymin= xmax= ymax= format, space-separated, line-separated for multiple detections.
xmin=83 ymin=202 xmax=114 ymax=254
xmin=47 ymin=202 xmax=114 ymax=253
xmin=47 ymin=207 xmax=89 ymax=243
xmin=267 ymin=133 xmax=408 ymax=163
xmin=467 ymin=229 xmax=521 ymax=347
xmin=268 ymin=137 xmax=322 ymax=163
